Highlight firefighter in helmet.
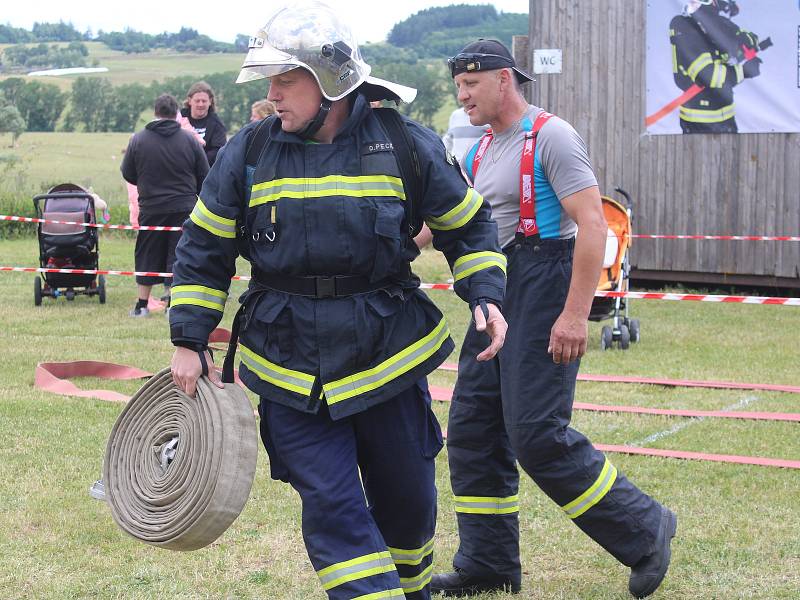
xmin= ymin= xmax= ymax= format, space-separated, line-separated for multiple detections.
xmin=169 ymin=2 xmax=508 ymax=598
xmin=670 ymin=0 xmax=762 ymax=133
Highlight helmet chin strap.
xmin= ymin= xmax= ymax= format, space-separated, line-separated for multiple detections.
xmin=296 ymin=98 xmax=332 ymax=140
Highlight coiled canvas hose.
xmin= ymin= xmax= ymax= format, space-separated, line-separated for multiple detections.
xmin=102 ymin=368 xmax=258 ymax=550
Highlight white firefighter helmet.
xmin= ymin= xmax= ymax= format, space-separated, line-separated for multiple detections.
xmin=236 ymin=1 xmax=415 ymax=103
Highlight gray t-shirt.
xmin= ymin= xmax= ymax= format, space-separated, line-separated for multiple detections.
xmin=464 ymin=105 xmax=597 ymax=247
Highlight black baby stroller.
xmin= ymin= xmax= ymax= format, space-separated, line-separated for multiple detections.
xmin=33 ymin=183 xmax=106 ymax=305
xmin=589 ymin=187 xmax=639 ymax=350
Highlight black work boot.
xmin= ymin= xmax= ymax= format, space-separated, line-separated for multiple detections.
xmin=629 ymin=507 xmax=678 ymax=598
xmin=430 ymin=568 xmax=521 ymax=597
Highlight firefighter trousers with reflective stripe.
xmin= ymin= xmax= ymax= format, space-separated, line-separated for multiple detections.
xmin=258 ymin=381 xmax=442 ymax=599
xmin=447 ymin=239 xmax=664 ymax=576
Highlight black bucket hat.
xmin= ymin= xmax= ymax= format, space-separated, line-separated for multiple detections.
xmin=448 ymin=38 xmax=534 ymax=83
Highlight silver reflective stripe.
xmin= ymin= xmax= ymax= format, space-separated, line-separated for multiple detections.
xmin=679 ymin=103 xmax=735 ymax=123
xmin=317 ymin=551 xmax=396 ymax=590
xmin=250 ymin=175 xmax=405 ymax=207
xmin=453 ymin=252 xmax=507 ymax=283
xmin=454 ymin=495 xmax=520 ymax=515
xmin=388 ymin=538 xmax=434 ymax=566
xmin=399 ymin=563 xmax=434 ymax=593
xmin=189 ymin=199 xmax=237 ymax=238
xmin=323 ymin=318 xmax=450 ymax=405
xmin=239 ymin=343 xmax=315 ymax=397
xmin=687 ymin=52 xmax=712 ymax=80
xmin=170 ymin=285 xmax=228 ymax=312
xmin=561 ymin=457 xmax=617 ymax=520
xmin=426 ymin=188 xmax=483 ymax=231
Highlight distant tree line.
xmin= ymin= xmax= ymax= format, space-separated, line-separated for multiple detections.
xmin=95 ymin=28 xmax=239 ymax=54
xmin=0 ymin=21 xmax=86 ymax=44
xmin=0 ymin=4 xmax=527 ymax=137
xmin=0 ymin=21 xmax=241 ymax=57
xmin=0 ymin=72 xmax=269 ymax=135
xmin=1 ymin=42 xmax=90 ymax=71
xmin=388 ymin=4 xmax=527 ymax=57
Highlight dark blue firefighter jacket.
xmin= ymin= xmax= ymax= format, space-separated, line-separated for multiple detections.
xmin=169 ymin=92 xmax=506 ymax=420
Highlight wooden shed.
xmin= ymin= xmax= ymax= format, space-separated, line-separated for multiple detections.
xmin=513 ymin=1 xmax=800 ymax=289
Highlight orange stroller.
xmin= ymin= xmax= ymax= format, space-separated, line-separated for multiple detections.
xmin=589 ymin=187 xmax=640 ymax=350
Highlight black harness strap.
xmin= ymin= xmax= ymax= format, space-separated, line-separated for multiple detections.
xmin=245 ymin=116 xmax=275 ymax=168
xmin=373 ymin=107 xmax=423 ymax=238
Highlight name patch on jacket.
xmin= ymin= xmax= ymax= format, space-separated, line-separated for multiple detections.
xmin=362 ymin=141 xmax=395 ymax=155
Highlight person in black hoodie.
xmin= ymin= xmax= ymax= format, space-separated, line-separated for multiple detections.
xmin=121 ymin=93 xmax=209 ymax=317
xmin=180 ymin=81 xmax=228 ymax=166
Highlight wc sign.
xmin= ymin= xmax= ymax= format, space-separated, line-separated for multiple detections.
xmin=533 ymin=49 xmax=562 ymax=74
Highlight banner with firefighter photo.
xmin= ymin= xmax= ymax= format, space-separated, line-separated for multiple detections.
xmin=646 ymin=0 xmax=800 ymax=134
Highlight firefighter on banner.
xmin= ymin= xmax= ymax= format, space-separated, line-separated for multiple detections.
xmin=670 ymin=0 xmax=764 ymax=133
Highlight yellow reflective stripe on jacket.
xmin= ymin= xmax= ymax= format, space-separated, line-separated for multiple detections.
xmin=686 ymin=52 xmax=713 ymax=81
xmin=426 ymin=188 xmax=483 ymax=231
xmin=323 ymin=318 xmax=450 ymax=405
xmin=239 ymin=343 xmax=316 ymax=396
xmin=170 ymin=285 xmax=228 ymax=312
xmin=388 ymin=537 xmax=434 ymax=566
xmin=249 ymin=175 xmax=405 ymax=207
xmin=561 ymin=457 xmax=617 ymax=520
xmin=735 ymin=63 xmax=744 ymax=83
xmin=189 ymin=198 xmax=237 ymax=238
xmin=317 ymin=551 xmax=396 ymax=591
xmin=352 ymin=589 xmax=406 ymax=600
xmin=453 ymin=251 xmax=507 ymax=283
xmin=709 ymin=63 xmax=727 ymax=88
xmin=399 ymin=563 xmax=434 ymax=594
xmin=679 ymin=103 xmax=735 ymax=123
xmin=454 ymin=495 xmax=520 ymax=515
xmin=671 ymin=43 xmax=678 ymax=74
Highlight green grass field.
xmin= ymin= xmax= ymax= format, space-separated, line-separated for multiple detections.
xmin=0 ymin=235 xmax=798 ymax=599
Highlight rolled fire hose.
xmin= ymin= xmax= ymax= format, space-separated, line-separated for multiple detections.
xmin=102 ymin=368 xmax=258 ymax=551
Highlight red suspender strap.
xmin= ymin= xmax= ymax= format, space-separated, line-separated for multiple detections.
xmin=470 ymin=131 xmax=493 ymax=182
xmin=517 ymin=111 xmax=554 ymax=238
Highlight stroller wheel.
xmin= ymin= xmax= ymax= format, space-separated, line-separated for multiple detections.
xmin=34 ymin=277 xmax=43 ymax=306
xmin=618 ymin=324 xmax=631 ymax=350
xmin=600 ymin=326 xmax=613 ymax=350
xmin=98 ymin=275 xmax=107 ymax=304
xmin=629 ymin=318 xmax=640 ymax=343
xmin=65 ymin=289 xmax=76 ymax=301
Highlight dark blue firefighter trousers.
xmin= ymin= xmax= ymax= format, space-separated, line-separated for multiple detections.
xmin=447 ymin=238 xmax=663 ymax=580
xmin=259 ymin=380 xmax=443 ymax=599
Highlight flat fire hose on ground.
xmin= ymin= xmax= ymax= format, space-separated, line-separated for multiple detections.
xmin=102 ymin=368 xmax=258 ymax=551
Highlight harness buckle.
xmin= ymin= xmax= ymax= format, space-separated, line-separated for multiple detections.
xmin=315 ymin=276 xmax=337 ymax=298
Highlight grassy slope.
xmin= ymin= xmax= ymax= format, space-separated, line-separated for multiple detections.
xmin=0 ymin=236 xmax=798 ymax=598
xmin=0 ymin=42 xmax=241 ymax=91
xmin=4 ymin=131 xmax=134 ymax=207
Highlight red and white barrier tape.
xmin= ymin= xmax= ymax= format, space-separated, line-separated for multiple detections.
xmin=0 ymin=266 xmax=251 ymax=281
xmin=0 ymin=214 xmax=182 ymax=231
xmin=4 ymin=266 xmax=800 ymax=305
xmin=593 ymin=290 xmax=800 ymax=306
xmin=3 ymin=214 xmax=799 ymax=240
xmin=422 ymin=282 xmax=800 ymax=305
xmin=630 ymin=234 xmax=800 ymax=241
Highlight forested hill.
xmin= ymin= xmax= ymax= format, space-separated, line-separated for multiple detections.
xmin=387 ymin=4 xmax=527 ymax=57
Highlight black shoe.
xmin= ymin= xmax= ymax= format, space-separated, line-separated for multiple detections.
xmin=629 ymin=507 xmax=678 ymax=598
xmin=431 ymin=568 xmax=521 ymax=597
xmin=129 ymin=306 xmax=150 ymax=318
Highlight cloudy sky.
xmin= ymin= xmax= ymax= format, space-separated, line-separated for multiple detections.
xmin=2 ymin=0 xmax=529 ymax=45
